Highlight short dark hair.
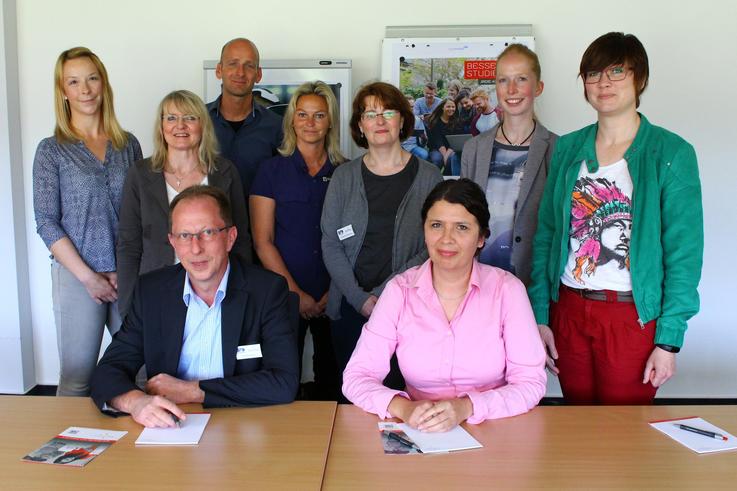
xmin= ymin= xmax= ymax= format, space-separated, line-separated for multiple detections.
xmin=349 ymin=81 xmax=415 ymax=148
xmin=421 ymin=178 xmax=491 ymax=240
xmin=454 ymin=89 xmax=471 ymax=104
xmin=168 ymin=185 xmax=233 ymax=232
xmin=424 ymin=82 xmax=437 ymax=91
xmin=579 ymin=32 xmax=649 ymax=108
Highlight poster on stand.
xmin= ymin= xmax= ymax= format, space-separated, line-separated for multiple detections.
xmin=382 ymin=34 xmax=534 ymax=176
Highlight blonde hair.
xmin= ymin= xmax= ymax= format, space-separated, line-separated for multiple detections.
xmin=53 ymin=47 xmax=128 ymax=150
xmin=150 ymin=90 xmax=220 ymax=173
xmin=469 ymin=88 xmax=489 ymax=100
xmin=497 ymin=43 xmax=542 ymax=82
xmin=279 ymin=81 xmax=346 ymax=165
xmin=497 ymin=44 xmax=543 ymax=121
xmin=447 ymin=79 xmax=463 ymax=94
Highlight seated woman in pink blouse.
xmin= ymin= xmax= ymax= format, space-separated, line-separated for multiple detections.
xmin=343 ymin=178 xmax=546 ymax=431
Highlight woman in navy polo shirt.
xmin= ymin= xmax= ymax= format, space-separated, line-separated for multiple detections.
xmin=250 ymin=81 xmax=346 ymax=400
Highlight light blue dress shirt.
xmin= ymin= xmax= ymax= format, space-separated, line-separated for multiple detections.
xmin=177 ymin=263 xmax=231 ymax=381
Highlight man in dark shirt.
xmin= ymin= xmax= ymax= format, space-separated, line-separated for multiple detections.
xmin=207 ymin=38 xmax=283 ymax=195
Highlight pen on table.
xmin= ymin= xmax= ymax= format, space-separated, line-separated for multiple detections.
xmin=674 ymin=424 xmax=728 ymax=441
xmin=383 ymin=430 xmax=421 ymax=452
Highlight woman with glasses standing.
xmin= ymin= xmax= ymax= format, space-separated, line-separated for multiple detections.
xmin=33 ymin=47 xmax=142 ymax=396
xmin=117 ymin=90 xmax=251 ymax=318
xmin=528 ymin=32 xmax=703 ymax=404
xmin=321 ymin=82 xmax=442 ymax=400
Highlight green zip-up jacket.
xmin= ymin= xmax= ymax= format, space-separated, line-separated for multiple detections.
xmin=528 ymin=114 xmax=703 ymax=348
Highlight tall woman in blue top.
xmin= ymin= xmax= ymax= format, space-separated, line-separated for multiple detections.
xmin=250 ymin=81 xmax=346 ymax=400
xmin=33 ymin=47 xmax=142 ymax=396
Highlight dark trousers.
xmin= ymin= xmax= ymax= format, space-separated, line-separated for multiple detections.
xmin=298 ymin=315 xmax=339 ymax=401
xmin=552 ymin=285 xmax=658 ymax=404
xmin=331 ymin=298 xmax=404 ymax=403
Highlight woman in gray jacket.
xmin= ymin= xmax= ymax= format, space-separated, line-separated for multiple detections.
xmin=117 ymin=90 xmax=251 ymax=317
xmin=321 ymin=82 xmax=442 ymax=399
xmin=461 ymin=44 xmax=557 ymax=286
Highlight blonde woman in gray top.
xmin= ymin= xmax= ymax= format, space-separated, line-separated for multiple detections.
xmin=461 ymin=44 xmax=558 ymax=286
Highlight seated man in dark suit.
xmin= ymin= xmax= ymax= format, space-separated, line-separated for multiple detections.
xmin=91 ymin=185 xmax=298 ymax=427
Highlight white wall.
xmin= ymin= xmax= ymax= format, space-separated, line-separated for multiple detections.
xmin=1 ymin=0 xmax=35 ymax=393
xmin=14 ymin=0 xmax=737 ymax=396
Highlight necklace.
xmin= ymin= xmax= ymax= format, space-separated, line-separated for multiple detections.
xmin=165 ymin=166 xmax=198 ymax=189
xmin=500 ymin=120 xmax=537 ymax=146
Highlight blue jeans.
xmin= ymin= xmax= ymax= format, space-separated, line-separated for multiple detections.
xmin=409 ymin=146 xmax=429 ymax=161
xmin=429 ymin=150 xmax=461 ymax=176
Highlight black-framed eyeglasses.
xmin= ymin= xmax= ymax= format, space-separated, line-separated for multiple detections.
xmin=171 ymin=226 xmax=231 ymax=244
xmin=584 ymin=66 xmax=629 ymax=84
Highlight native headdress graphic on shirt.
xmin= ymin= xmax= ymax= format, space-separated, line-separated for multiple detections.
xmin=569 ymin=176 xmax=632 ymax=283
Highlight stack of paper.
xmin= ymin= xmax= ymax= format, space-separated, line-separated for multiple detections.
xmin=649 ymin=416 xmax=737 ymax=454
xmin=135 ymin=413 xmax=211 ymax=446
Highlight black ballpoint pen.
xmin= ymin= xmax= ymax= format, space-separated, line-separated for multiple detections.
xmin=169 ymin=412 xmax=182 ymax=428
xmin=675 ymin=424 xmax=728 ymax=441
xmin=383 ymin=430 xmax=422 ymax=452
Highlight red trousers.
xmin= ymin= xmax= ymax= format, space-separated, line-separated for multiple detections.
xmin=551 ymin=286 xmax=658 ymax=404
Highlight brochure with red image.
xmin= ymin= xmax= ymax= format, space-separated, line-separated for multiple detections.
xmin=22 ymin=427 xmax=127 ymax=467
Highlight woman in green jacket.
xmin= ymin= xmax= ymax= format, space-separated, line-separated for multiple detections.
xmin=528 ymin=32 xmax=703 ymax=404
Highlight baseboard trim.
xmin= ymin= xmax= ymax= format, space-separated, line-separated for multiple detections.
xmin=9 ymin=387 xmax=737 ymax=405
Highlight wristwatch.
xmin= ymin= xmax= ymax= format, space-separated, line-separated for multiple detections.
xmin=655 ymin=343 xmax=681 ymax=353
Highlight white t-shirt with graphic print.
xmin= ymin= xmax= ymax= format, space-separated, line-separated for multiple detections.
xmin=561 ymin=159 xmax=633 ymax=292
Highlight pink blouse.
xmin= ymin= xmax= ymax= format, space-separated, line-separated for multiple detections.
xmin=343 ymin=259 xmax=546 ymax=424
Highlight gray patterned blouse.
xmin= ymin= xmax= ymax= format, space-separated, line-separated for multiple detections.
xmin=33 ymin=134 xmax=142 ymax=272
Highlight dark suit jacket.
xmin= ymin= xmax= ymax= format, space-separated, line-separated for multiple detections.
xmin=461 ymin=122 xmax=558 ymax=285
xmin=91 ymin=256 xmax=298 ymax=410
xmin=117 ymin=156 xmax=252 ymax=317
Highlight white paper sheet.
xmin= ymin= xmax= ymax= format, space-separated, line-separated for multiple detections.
xmin=135 ymin=413 xmax=211 ymax=445
xmin=649 ymin=416 xmax=737 ymax=454
xmin=378 ymin=422 xmax=483 ymax=454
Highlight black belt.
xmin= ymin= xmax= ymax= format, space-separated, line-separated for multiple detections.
xmin=560 ymin=284 xmax=634 ymax=303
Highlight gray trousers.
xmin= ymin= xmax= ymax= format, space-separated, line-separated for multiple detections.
xmin=51 ymin=261 xmax=121 ymax=396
